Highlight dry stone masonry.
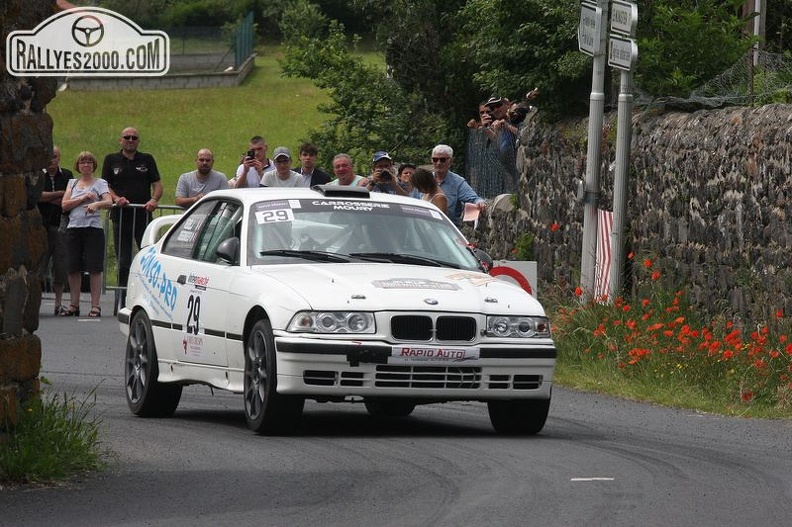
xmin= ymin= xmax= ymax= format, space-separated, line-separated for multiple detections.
xmin=467 ymin=103 xmax=792 ymax=324
xmin=1 ymin=0 xmax=55 ymax=428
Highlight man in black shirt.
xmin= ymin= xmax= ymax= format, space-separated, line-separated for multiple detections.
xmin=102 ymin=127 xmax=163 ymax=305
xmin=38 ymin=145 xmax=73 ymax=315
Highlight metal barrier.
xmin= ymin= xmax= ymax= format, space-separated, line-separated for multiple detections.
xmin=102 ymin=203 xmax=183 ymax=315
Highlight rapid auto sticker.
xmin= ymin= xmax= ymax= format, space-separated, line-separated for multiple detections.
xmin=137 ymin=246 xmax=178 ymax=317
xmin=389 ymin=345 xmax=481 ymax=364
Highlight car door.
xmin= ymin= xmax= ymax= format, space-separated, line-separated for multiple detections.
xmin=160 ymin=198 xmax=242 ymax=368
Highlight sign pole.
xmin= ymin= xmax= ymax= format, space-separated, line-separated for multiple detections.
xmin=608 ymin=69 xmax=633 ymax=300
xmin=579 ymin=0 xmax=610 ymax=301
xmin=607 ymin=1 xmax=638 ymax=302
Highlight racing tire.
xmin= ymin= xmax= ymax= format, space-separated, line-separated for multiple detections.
xmin=364 ymin=398 xmax=417 ymax=418
xmin=125 ymin=310 xmax=182 ymax=417
xmin=244 ymin=319 xmax=304 ymax=435
xmin=487 ymin=397 xmax=550 ymax=435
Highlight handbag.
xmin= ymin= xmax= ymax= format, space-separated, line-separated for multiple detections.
xmin=58 ymin=213 xmax=69 ymax=233
xmin=57 ymin=179 xmax=76 ymax=234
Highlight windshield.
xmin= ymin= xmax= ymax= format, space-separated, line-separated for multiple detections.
xmin=246 ymin=198 xmax=481 ymax=270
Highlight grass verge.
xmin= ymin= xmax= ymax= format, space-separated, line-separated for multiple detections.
xmin=47 ymin=46 xmax=330 ymax=204
xmin=548 ymin=257 xmax=792 ymax=419
xmin=0 ymin=385 xmax=109 ymax=487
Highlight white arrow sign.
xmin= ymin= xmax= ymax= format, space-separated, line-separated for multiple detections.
xmin=611 ymin=0 xmax=638 ymax=37
xmin=608 ymin=34 xmax=638 ymax=71
xmin=578 ymin=3 xmax=602 ymax=56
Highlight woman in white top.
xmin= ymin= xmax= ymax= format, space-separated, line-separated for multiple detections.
xmin=59 ymin=151 xmax=113 ymax=317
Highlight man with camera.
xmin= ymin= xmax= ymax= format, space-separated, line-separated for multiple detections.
xmin=363 ymin=151 xmax=408 ymax=195
xmin=229 ymin=136 xmax=274 ymax=188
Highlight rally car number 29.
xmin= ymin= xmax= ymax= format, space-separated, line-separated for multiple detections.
xmin=118 ymin=186 xmax=556 ymax=435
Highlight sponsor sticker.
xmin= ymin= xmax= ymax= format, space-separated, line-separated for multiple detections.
xmin=389 ymin=346 xmax=480 ymax=364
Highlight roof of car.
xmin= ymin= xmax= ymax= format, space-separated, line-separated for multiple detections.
xmin=205 ymin=186 xmax=430 ymax=208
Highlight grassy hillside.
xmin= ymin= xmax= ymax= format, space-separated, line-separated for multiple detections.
xmin=47 ymin=47 xmax=329 ymax=204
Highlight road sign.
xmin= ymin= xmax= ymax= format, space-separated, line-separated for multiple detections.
xmin=610 ymin=0 xmax=638 ymax=37
xmin=578 ymin=2 xmax=603 ymax=56
xmin=608 ymin=34 xmax=638 ymax=71
xmin=491 ymin=261 xmax=537 ymax=297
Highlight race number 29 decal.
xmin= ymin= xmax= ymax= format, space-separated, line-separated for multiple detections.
xmin=255 ymin=208 xmax=294 ymax=224
xmin=186 ymin=294 xmax=201 ymax=335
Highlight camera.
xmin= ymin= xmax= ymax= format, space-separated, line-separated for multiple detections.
xmin=246 ymin=149 xmax=256 ymax=159
xmin=379 ymin=169 xmax=393 ymax=181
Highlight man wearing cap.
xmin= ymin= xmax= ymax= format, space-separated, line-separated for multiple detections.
xmin=430 ymin=144 xmax=486 ymax=227
xmin=261 ymin=147 xmax=305 ymax=187
xmin=362 ymin=151 xmax=408 ymax=195
xmin=175 ymin=148 xmax=228 ymax=208
xmin=481 ymin=95 xmax=520 ymax=192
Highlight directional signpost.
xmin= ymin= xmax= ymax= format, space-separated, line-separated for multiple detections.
xmin=578 ymin=2 xmax=603 ymax=56
xmin=578 ymin=0 xmax=637 ymax=304
xmin=577 ymin=0 xmax=609 ymax=301
xmin=607 ymin=1 xmax=637 ymax=302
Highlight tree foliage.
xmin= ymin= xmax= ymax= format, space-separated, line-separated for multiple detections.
xmin=636 ymin=0 xmax=756 ymax=97
xmin=280 ymin=1 xmax=450 ymax=170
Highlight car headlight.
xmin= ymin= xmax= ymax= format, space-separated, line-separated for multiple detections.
xmin=288 ymin=311 xmax=376 ymax=334
xmin=485 ymin=316 xmax=550 ymax=338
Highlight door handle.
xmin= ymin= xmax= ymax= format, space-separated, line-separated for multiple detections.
xmin=177 ymin=274 xmax=187 ymax=284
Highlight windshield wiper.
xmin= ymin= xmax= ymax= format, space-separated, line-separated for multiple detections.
xmin=349 ymin=252 xmax=461 ymax=269
xmin=259 ymin=249 xmax=352 ymax=263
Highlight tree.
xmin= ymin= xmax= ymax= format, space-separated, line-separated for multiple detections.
xmin=280 ymin=0 xmax=450 ymax=169
xmin=636 ymin=0 xmax=756 ymax=97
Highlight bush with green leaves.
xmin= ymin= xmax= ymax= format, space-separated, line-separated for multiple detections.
xmin=636 ymin=0 xmax=756 ymax=97
xmin=280 ymin=0 xmax=453 ymax=170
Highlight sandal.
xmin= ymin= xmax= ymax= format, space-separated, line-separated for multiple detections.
xmin=54 ymin=305 xmax=66 ymax=316
xmin=59 ymin=305 xmax=80 ymax=317
xmin=88 ymin=306 xmax=101 ymax=318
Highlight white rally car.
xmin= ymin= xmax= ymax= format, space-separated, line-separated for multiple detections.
xmin=119 ymin=186 xmax=555 ymax=435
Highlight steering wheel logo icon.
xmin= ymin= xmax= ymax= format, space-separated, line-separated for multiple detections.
xmin=71 ymin=15 xmax=105 ymax=48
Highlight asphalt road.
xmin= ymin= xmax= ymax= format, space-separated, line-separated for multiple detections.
xmin=2 ymin=293 xmax=791 ymax=526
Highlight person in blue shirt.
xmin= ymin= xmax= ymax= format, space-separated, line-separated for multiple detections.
xmin=430 ymin=144 xmax=486 ymax=226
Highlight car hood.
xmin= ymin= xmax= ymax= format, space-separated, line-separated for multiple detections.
xmin=251 ymin=263 xmax=545 ymax=315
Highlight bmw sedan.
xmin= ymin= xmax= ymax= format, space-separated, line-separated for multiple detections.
xmin=119 ymin=186 xmax=556 ymax=435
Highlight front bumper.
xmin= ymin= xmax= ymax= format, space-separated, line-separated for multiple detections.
xmin=273 ymin=337 xmax=556 ymax=400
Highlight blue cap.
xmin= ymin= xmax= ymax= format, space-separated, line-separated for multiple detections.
xmin=372 ymin=151 xmax=392 ymax=163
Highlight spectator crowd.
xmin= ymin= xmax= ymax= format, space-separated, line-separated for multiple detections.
xmin=41 ymin=117 xmax=522 ymax=316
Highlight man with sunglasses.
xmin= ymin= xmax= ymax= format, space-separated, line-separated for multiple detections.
xmin=102 ymin=126 xmax=163 ymax=306
xmin=430 ymin=144 xmax=486 ymax=227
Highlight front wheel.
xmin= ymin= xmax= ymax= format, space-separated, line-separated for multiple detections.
xmin=487 ymin=398 xmax=550 ymax=435
xmin=244 ymin=319 xmax=304 ymax=435
xmin=125 ymin=310 xmax=182 ymax=416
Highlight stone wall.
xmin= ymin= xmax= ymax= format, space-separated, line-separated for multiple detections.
xmin=0 ymin=0 xmax=54 ymax=427
xmin=466 ymin=104 xmax=792 ymax=323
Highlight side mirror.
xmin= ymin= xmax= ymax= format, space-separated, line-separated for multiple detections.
xmin=469 ymin=246 xmax=494 ymax=273
xmin=216 ymin=237 xmax=240 ymax=265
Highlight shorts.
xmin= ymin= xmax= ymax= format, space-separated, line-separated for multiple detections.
xmin=64 ymin=227 xmax=105 ymax=273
